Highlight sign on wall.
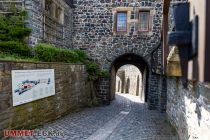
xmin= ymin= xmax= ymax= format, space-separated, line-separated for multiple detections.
xmin=12 ymin=69 xmax=55 ymax=106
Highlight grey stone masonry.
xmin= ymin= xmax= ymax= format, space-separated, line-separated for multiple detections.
xmin=13 ymin=94 xmax=179 ymax=140
xmin=73 ymin=0 xmax=163 ymax=69
xmin=167 ymin=77 xmax=210 ymax=140
xmin=73 ymin=0 xmax=165 ymax=110
xmin=24 ymin=0 xmax=73 ymax=48
xmin=24 ymin=0 xmax=44 ymax=45
xmin=0 ymin=61 xmax=93 ymax=138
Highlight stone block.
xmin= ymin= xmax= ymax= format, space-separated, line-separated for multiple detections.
xmin=36 ymin=63 xmax=50 ymax=69
xmin=167 ymin=77 xmax=210 ymax=140
xmin=0 ymin=119 xmax=10 ymax=131
xmin=11 ymin=62 xmax=24 ymax=70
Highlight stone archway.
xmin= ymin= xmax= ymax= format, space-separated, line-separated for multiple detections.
xmin=109 ymin=53 xmax=149 ymax=102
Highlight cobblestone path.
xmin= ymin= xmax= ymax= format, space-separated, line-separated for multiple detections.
xmin=14 ymin=93 xmax=178 ymax=140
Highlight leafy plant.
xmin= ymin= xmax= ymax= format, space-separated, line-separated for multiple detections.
xmin=99 ymin=70 xmax=109 ymax=78
xmin=0 ymin=41 xmax=31 ymax=56
xmin=57 ymin=48 xmax=79 ymax=63
xmin=86 ymin=62 xmax=109 ymax=106
xmin=74 ymin=49 xmax=88 ymax=62
xmin=0 ymin=52 xmax=37 ymax=62
xmin=34 ymin=43 xmax=88 ymax=63
xmin=0 ymin=8 xmax=108 ymax=84
xmin=34 ymin=43 xmax=57 ymax=62
xmin=0 ymin=11 xmax=31 ymax=41
xmin=86 ymin=62 xmax=109 ymax=81
xmin=0 ymin=10 xmax=32 ymax=56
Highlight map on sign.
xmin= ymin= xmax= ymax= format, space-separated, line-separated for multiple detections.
xmin=12 ymin=69 xmax=55 ymax=106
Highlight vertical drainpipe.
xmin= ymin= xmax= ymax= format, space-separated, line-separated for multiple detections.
xmin=162 ymin=0 xmax=170 ymax=75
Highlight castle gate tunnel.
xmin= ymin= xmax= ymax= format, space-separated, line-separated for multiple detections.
xmin=109 ymin=53 xmax=149 ymax=103
xmin=116 ymin=65 xmax=145 ymax=102
xmin=72 ymin=0 xmax=165 ymax=111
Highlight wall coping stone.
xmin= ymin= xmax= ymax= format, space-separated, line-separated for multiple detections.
xmin=0 ymin=60 xmax=84 ymax=66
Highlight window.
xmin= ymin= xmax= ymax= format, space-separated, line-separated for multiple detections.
xmin=44 ymin=0 xmax=65 ymax=46
xmin=117 ymin=12 xmax=127 ymax=32
xmin=139 ymin=11 xmax=150 ymax=32
xmin=45 ymin=0 xmax=64 ymax=24
xmin=45 ymin=0 xmax=53 ymax=15
xmin=55 ymin=6 xmax=64 ymax=24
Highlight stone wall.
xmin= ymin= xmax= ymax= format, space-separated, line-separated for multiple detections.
xmin=0 ymin=61 xmax=92 ymax=137
xmin=24 ymin=0 xmax=44 ymax=46
xmin=147 ymin=73 xmax=160 ymax=110
xmin=24 ymin=0 xmax=73 ymax=48
xmin=167 ymin=77 xmax=210 ymax=140
xmin=73 ymin=0 xmax=162 ymax=69
xmin=73 ymin=0 xmax=164 ymax=109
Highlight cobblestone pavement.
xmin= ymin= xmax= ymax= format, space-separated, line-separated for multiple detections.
xmin=12 ymin=93 xmax=178 ymax=140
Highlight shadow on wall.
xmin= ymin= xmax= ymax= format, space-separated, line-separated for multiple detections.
xmin=125 ymin=77 xmax=130 ymax=93
xmin=167 ymin=77 xmax=210 ymax=140
xmin=136 ymin=75 xmax=140 ymax=96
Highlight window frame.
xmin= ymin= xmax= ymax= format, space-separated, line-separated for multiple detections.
xmin=44 ymin=0 xmax=64 ymax=25
xmin=116 ymin=11 xmax=127 ymax=32
xmin=43 ymin=0 xmax=65 ymax=46
xmin=138 ymin=11 xmax=150 ymax=32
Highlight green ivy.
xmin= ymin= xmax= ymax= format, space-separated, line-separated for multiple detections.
xmin=86 ymin=62 xmax=109 ymax=81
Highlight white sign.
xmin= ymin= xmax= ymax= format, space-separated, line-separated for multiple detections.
xmin=12 ymin=69 xmax=55 ymax=106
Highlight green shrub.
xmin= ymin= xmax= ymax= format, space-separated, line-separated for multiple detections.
xmin=0 ymin=10 xmax=31 ymax=56
xmin=34 ymin=43 xmax=57 ymax=62
xmin=0 ymin=41 xmax=31 ymax=56
xmin=86 ymin=62 xmax=109 ymax=81
xmin=8 ymin=27 xmax=31 ymax=41
xmin=0 ymin=11 xmax=31 ymax=42
xmin=0 ymin=52 xmax=37 ymax=62
xmin=86 ymin=62 xmax=100 ymax=81
xmin=99 ymin=70 xmax=109 ymax=78
xmin=74 ymin=49 xmax=87 ymax=62
xmin=34 ymin=43 xmax=81 ymax=63
xmin=56 ymin=49 xmax=79 ymax=63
